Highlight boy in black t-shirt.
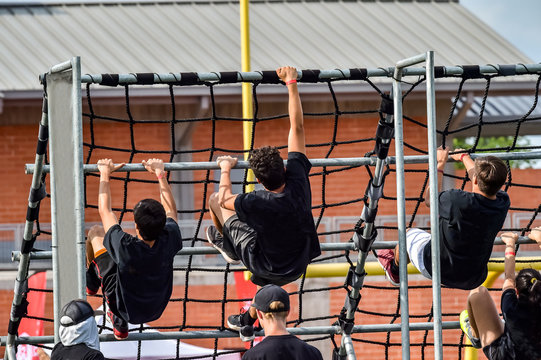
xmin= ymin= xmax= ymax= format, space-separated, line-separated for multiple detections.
xmin=206 ymin=67 xmax=320 ymax=339
xmin=377 ymin=147 xmax=510 ymax=289
xmin=86 ymin=158 xmax=182 ymax=340
xmin=242 ymin=285 xmax=323 ymax=360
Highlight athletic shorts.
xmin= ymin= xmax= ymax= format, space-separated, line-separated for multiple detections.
xmin=223 ymin=215 xmax=302 ymax=287
xmin=483 ymin=330 xmax=516 ymax=360
xmin=406 ymin=228 xmax=432 ymax=279
xmin=87 ymin=251 xmax=122 ymax=317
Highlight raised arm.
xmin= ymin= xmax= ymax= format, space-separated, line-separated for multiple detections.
xmin=142 ymin=158 xmax=178 ymax=221
xmin=216 ymin=155 xmax=238 ymax=211
xmin=98 ymin=159 xmax=125 ymax=232
xmin=277 ymin=66 xmax=305 ymax=154
xmin=450 ymin=148 xmax=475 ymax=192
xmin=425 ymin=146 xmax=448 ymax=207
xmin=501 ymin=232 xmax=517 ymax=291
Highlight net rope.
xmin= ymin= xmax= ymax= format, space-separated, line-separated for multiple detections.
xmin=11 ymin=66 xmax=541 ymax=359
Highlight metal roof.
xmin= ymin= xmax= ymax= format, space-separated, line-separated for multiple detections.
xmin=0 ymin=0 xmax=534 ymax=91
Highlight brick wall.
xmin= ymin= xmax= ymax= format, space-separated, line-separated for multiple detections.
xmin=1 ymin=95 xmax=540 ymax=360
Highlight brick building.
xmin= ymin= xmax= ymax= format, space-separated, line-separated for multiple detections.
xmin=1 ymin=1 xmax=540 ymax=359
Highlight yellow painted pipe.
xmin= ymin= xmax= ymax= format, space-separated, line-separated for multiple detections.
xmin=244 ymin=257 xmax=541 ymax=280
xmin=240 ymin=0 xmax=255 ymax=193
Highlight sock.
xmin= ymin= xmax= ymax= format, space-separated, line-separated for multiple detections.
xmin=390 ymin=259 xmax=400 ymax=275
xmin=242 ymin=310 xmax=256 ymax=326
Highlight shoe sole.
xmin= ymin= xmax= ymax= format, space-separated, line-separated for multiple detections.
xmin=239 ymin=333 xmax=255 ymax=342
xmin=206 ymin=228 xmax=241 ymax=265
xmin=227 ymin=318 xmax=242 ymax=331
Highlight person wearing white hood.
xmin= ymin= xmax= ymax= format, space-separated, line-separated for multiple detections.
xmin=51 ymin=299 xmax=105 ymax=360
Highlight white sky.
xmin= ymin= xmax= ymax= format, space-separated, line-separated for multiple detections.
xmin=460 ymin=0 xmax=541 ymax=62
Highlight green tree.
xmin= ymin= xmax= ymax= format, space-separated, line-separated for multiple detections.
xmin=452 ymin=136 xmax=531 ymax=169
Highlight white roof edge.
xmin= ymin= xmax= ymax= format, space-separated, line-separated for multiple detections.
xmin=0 ymin=0 xmax=459 ymax=4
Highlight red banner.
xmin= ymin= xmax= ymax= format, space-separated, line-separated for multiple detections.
xmin=17 ymin=271 xmax=47 ymax=360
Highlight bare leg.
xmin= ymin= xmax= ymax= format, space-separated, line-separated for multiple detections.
xmin=208 ymin=192 xmax=236 ymax=234
xmin=393 ymin=244 xmax=410 ymax=266
xmin=467 ymin=286 xmax=504 ymax=347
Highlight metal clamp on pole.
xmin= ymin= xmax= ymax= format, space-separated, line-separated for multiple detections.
xmin=352 ymin=227 xmax=377 ymax=253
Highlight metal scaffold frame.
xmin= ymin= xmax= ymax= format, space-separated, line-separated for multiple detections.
xmin=4 ymin=57 xmax=541 ymax=360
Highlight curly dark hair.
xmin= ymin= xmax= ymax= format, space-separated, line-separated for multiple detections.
xmin=249 ymin=146 xmax=285 ymax=191
xmin=474 ymin=156 xmax=507 ymax=196
xmin=516 ymin=268 xmax=541 ymax=309
xmin=133 ymin=198 xmax=166 ymax=241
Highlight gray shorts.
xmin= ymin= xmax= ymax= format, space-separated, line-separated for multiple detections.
xmin=223 ymin=215 xmax=302 ymax=287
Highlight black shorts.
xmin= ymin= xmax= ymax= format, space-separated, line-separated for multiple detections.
xmin=223 ymin=215 xmax=302 ymax=287
xmin=483 ymin=330 xmax=515 ymax=360
xmin=87 ymin=251 xmax=122 ymax=317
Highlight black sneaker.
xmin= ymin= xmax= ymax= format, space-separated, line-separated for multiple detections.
xmin=206 ymin=226 xmax=240 ymax=264
xmin=227 ymin=313 xmax=245 ymax=331
xmin=239 ymin=325 xmax=255 ymax=342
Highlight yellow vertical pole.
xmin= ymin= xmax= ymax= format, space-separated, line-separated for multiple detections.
xmin=240 ymin=0 xmax=255 ymax=193
xmin=464 ymin=270 xmax=502 ymax=360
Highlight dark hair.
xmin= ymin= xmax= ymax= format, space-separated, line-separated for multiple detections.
xmin=249 ymin=146 xmax=285 ymax=191
xmin=474 ymin=156 xmax=507 ymax=196
xmin=133 ymin=199 xmax=166 ymax=241
xmin=516 ymin=268 xmax=541 ymax=309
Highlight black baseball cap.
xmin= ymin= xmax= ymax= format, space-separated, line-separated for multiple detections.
xmin=253 ymin=285 xmax=290 ymax=313
xmin=59 ymin=299 xmax=105 ymax=327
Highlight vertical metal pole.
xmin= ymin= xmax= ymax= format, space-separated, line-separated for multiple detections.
xmin=240 ymin=0 xmax=255 ymax=193
xmin=48 ymin=57 xmax=85 ymax=342
xmin=392 ymin=68 xmax=411 ymax=360
xmin=71 ymin=56 xmax=86 ymax=299
xmin=425 ymin=50 xmax=443 ymax=360
xmin=4 ymin=99 xmax=49 ymax=360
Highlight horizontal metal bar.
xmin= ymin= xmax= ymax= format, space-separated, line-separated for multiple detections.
xmin=25 ymin=150 xmax=541 ymax=174
xmin=0 ymin=321 xmax=462 ymax=346
xmin=11 ymin=236 xmax=536 ymax=262
xmin=80 ymin=64 xmax=541 ymax=85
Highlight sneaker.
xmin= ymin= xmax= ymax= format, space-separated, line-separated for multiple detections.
xmin=460 ymin=310 xmax=482 ymax=349
xmin=376 ymin=249 xmax=400 ymax=286
xmin=206 ymin=226 xmax=240 ymax=264
xmin=107 ymin=310 xmax=129 ymax=340
xmin=227 ymin=313 xmax=245 ymax=331
xmin=239 ymin=325 xmax=255 ymax=342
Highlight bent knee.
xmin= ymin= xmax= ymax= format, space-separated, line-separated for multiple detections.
xmin=469 ymin=286 xmax=490 ymax=302
xmin=88 ymin=225 xmax=105 ymax=240
xmin=209 ymin=192 xmax=219 ymax=206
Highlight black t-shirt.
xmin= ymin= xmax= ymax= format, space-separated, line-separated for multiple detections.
xmin=51 ymin=343 xmax=105 ymax=360
xmin=423 ymin=189 xmax=509 ymax=290
xmin=104 ymin=217 xmax=182 ymax=324
xmin=501 ymin=288 xmax=541 ymax=359
xmin=242 ymin=334 xmax=323 ymax=360
xmin=234 ymin=152 xmax=321 ymax=279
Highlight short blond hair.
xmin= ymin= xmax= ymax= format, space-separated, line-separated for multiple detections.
xmin=261 ymin=301 xmax=288 ymax=320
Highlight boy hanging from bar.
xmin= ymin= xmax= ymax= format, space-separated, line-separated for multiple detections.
xmin=86 ymin=158 xmax=182 ymax=340
xmin=207 ymin=66 xmax=321 ymax=340
xmin=377 ymin=147 xmax=510 ymax=289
